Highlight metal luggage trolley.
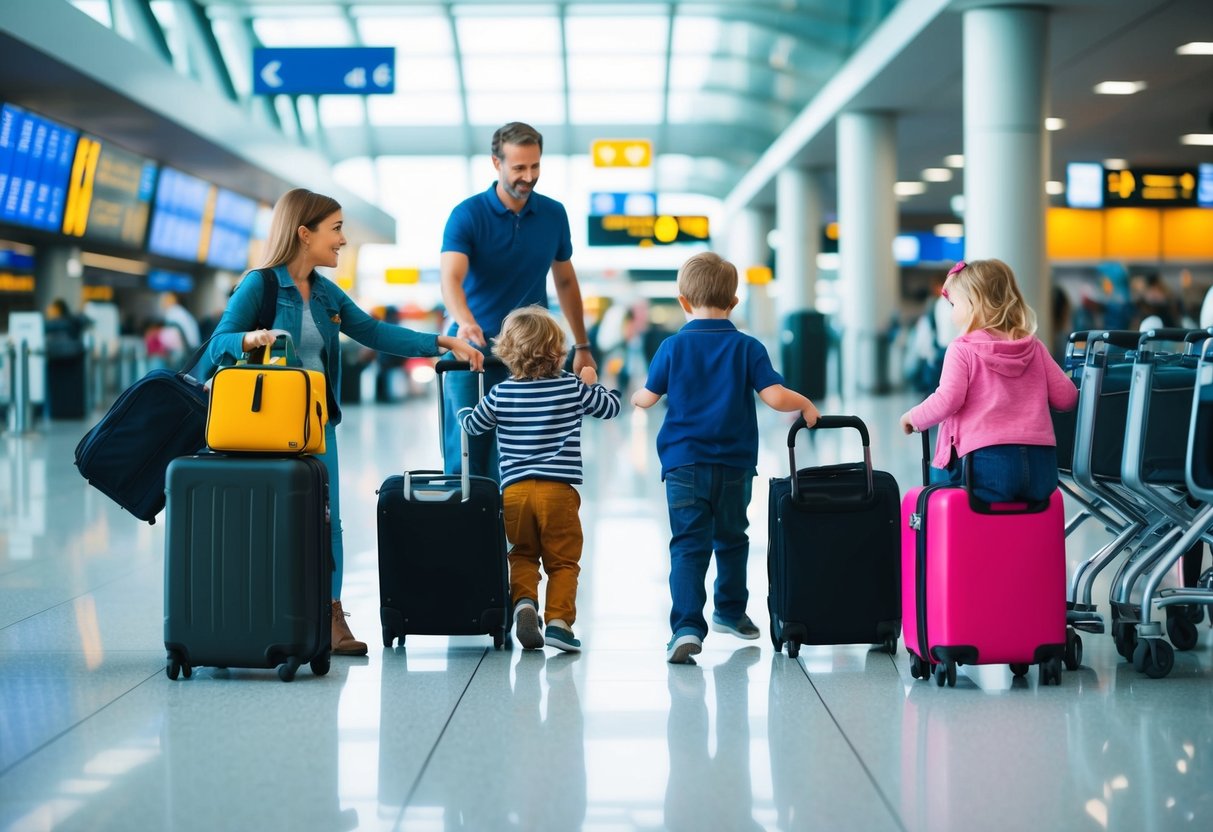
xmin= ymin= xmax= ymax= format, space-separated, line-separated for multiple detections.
xmin=1130 ymin=331 xmax=1213 ymax=678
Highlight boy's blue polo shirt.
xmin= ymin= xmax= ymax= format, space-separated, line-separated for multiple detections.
xmin=643 ymin=318 xmax=784 ymax=479
xmin=441 ymin=182 xmax=573 ymax=339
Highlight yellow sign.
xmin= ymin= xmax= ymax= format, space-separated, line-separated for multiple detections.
xmin=0 ymin=272 xmax=35 ymax=293
xmin=746 ymin=266 xmax=772 ymax=285
xmin=588 ymin=215 xmax=710 ymax=246
xmin=591 ymin=139 xmax=652 ymax=168
xmin=385 ymin=267 xmax=419 ymax=285
xmin=62 ymin=137 xmax=102 ymax=237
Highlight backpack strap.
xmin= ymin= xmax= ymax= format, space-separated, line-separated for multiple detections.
xmin=257 ymin=269 xmax=279 ymax=331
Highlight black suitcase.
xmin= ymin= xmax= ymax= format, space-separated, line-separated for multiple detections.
xmin=376 ymin=359 xmax=511 ymax=649
xmin=163 ymin=454 xmax=332 ymax=681
xmin=767 ymin=415 xmax=902 ymax=658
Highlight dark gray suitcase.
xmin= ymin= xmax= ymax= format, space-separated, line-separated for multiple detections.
xmin=376 ymin=359 xmax=511 ymax=649
xmin=163 ymin=454 xmax=332 ymax=681
xmin=767 ymin=415 xmax=902 ymax=658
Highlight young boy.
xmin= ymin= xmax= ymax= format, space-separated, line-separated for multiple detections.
xmin=632 ymin=252 xmax=821 ymax=664
xmin=460 ymin=305 xmax=621 ymax=652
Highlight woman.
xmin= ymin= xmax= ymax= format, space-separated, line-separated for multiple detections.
xmin=198 ymin=188 xmax=483 ymax=654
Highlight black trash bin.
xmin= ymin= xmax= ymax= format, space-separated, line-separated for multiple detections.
xmin=46 ymin=349 xmax=87 ymax=419
xmin=780 ymin=310 xmax=828 ymax=400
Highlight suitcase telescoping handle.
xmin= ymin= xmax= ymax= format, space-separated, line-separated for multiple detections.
xmin=786 ymin=414 xmax=875 ymax=502
xmin=411 ymin=356 xmax=505 ymax=502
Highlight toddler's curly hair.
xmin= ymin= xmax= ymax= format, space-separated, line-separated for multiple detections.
xmin=493 ymin=305 xmax=567 ymax=379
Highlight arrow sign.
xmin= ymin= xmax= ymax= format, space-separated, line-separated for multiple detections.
xmin=253 ymin=47 xmax=396 ymax=95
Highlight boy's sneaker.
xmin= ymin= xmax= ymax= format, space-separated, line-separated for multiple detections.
xmin=710 ymin=612 xmax=760 ymax=640
xmin=666 ymin=632 xmax=703 ymax=664
xmin=513 ymin=600 xmax=544 ymax=650
xmin=544 ymin=620 xmax=581 ymax=653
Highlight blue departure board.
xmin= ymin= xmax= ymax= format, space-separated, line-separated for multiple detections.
xmin=0 ymin=103 xmax=79 ymax=232
xmin=207 ymin=187 xmax=258 ymax=271
xmin=147 ymin=167 xmax=212 ymax=262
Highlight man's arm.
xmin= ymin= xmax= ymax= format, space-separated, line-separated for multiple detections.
xmin=439 ymin=251 xmax=485 ymax=347
xmin=551 ymin=259 xmax=596 ymax=373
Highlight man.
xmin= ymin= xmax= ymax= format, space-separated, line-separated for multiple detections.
xmin=440 ymin=122 xmax=596 ymax=480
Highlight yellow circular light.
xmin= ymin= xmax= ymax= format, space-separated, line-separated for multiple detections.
xmin=653 ymin=215 xmax=678 ymax=243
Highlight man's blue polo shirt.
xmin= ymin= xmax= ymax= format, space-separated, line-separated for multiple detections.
xmin=441 ymin=182 xmax=573 ymax=339
xmin=643 ymin=318 xmax=784 ymax=479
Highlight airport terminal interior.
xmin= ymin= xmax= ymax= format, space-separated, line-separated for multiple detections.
xmin=3 ymin=1 xmax=1213 ymax=830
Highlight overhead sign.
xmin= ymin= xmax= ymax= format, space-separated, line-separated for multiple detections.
xmin=591 ymin=139 xmax=652 ymax=168
xmin=1066 ymin=162 xmax=1104 ymax=209
xmin=1105 ymin=166 xmax=1199 ymax=207
xmin=62 ymin=136 xmax=158 ymax=247
xmin=253 ymin=47 xmax=395 ymax=95
xmin=385 ymin=267 xmax=420 ymax=285
xmin=0 ymin=103 xmax=79 ymax=232
xmin=589 ymin=192 xmax=656 ymax=216
xmin=587 ymin=215 xmax=709 ymax=246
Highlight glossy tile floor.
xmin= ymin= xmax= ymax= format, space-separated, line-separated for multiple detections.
xmin=2 ymin=385 xmax=1212 ymax=832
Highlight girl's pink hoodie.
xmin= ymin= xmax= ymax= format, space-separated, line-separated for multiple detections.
xmin=909 ymin=329 xmax=1079 ymax=469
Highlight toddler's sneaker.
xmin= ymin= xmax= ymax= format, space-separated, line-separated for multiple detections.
xmin=710 ymin=612 xmax=760 ymax=640
xmin=513 ymin=599 xmax=544 ymax=650
xmin=666 ymin=632 xmax=703 ymax=664
xmin=544 ymin=619 xmax=581 ymax=653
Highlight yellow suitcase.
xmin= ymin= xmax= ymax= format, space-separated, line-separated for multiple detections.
xmin=206 ymin=337 xmax=328 ymax=455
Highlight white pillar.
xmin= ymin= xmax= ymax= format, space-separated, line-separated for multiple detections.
xmin=775 ymin=166 xmax=821 ymax=317
xmin=964 ymin=5 xmax=1050 ymax=340
xmin=837 ymin=111 xmax=898 ymax=394
xmin=726 ymin=208 xmax=776 ymax=341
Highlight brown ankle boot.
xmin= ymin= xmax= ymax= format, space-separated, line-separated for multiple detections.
xmin=331 ymin=600 xmax=368 ymax=656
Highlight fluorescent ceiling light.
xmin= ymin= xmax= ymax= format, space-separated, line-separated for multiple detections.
xmin=1104 ymin=158 xmax=1128 ymax=170
xmin=1045 ymin=118 xmax=1066 ymax=131
xmin=934 ymin=223 xmax=964 ymax=238
xmin=943 ymin=154 xmax=964 ymax=168
xmin=950 ymin=194 xmax=965 ymax=216
xmin=1094 ymin=81 xmax=1146 ymax=95
xmin=1177 ymin=42 xmax=1213 ymax=55
xmin=922 ymin=168 xmax=953 ymax=182
xmin=1046 ymin=180 xmax=1065 ymax=195
xmin=894 ymin=181 xmax=926 ymax=196
xmin=1180 ymin=134 xmax=1213 ymax=146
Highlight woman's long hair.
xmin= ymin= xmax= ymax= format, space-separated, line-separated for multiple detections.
xmin=257 ymin=188 xmax=341 ymax=271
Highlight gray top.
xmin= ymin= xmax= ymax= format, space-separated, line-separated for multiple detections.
xmin=298 ymin=309 xmax=325 ymax=373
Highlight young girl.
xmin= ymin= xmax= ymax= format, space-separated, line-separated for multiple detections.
xmin=899 ymin=259 xmax=1078 ymax=503
xmin=459 ymin=305 xmax=621 ymax=652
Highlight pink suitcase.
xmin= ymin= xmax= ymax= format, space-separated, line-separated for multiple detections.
xmin=902 ymin=438 xmax=1067 ymax=687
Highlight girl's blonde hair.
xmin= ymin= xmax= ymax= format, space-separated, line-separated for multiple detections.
xmin=946 ymin=258 xmax=1037 ymax=339
xmin=257 ymin=188 xmax=342 ymax=272
xmin=493 ymin=305 xmax=567 ymax=379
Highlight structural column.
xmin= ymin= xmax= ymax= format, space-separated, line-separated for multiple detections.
xmin=963 ymin=5 xmax=1050 ymax=339
xmin=726 ymin=208 xmax=776 ymax=341
xmin=837 ymin=111 xmax=898 ymax=394
xmin=775 ymin=166 xmax=821 ymax=316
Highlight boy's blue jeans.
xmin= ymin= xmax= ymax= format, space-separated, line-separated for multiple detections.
xmin=665 ymin=464 xmax=754 ymax=639
xmin=943 ymin=444 xmax=1058 ymax=503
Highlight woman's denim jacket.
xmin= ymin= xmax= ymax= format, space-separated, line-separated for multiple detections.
xmin=194 ymin=265 xmax=439 ymax=425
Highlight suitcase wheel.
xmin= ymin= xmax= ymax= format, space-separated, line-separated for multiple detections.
xmin=493 ymin=631 xmax=513 ymax=650
xmin=934 ymin=660 xmax=956 ymax=687
xmin=882 ymin=634 xmax=898 ymax=655
xmin=278 ymin=656 xmax=301 ymax=683
xmin=383 ymin=627 xmax=400 ymax=648
xmin=166 ymin=652 xmax=191 ymax=681
xmin=310 ymin=650 xmax=331 ymax=677
xmin=786 ymin=639 xmax=800 ymax=659
xmin=909 ymin=653 xmax=931 ymax=681
xmin=1009 ymin=662 xmax=1031 ymax=678
xmin=1038 ymin=655 xmax=1064 ymax=685
xmin=1064 ymin=627 xmax=1084 ymax=670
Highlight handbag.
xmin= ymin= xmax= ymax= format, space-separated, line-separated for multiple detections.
xmin=205 ymin=331 xmax=328 ymax=455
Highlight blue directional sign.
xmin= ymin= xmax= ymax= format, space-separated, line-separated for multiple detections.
xmin=253 ymin=47 xmax=396 ymax=95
